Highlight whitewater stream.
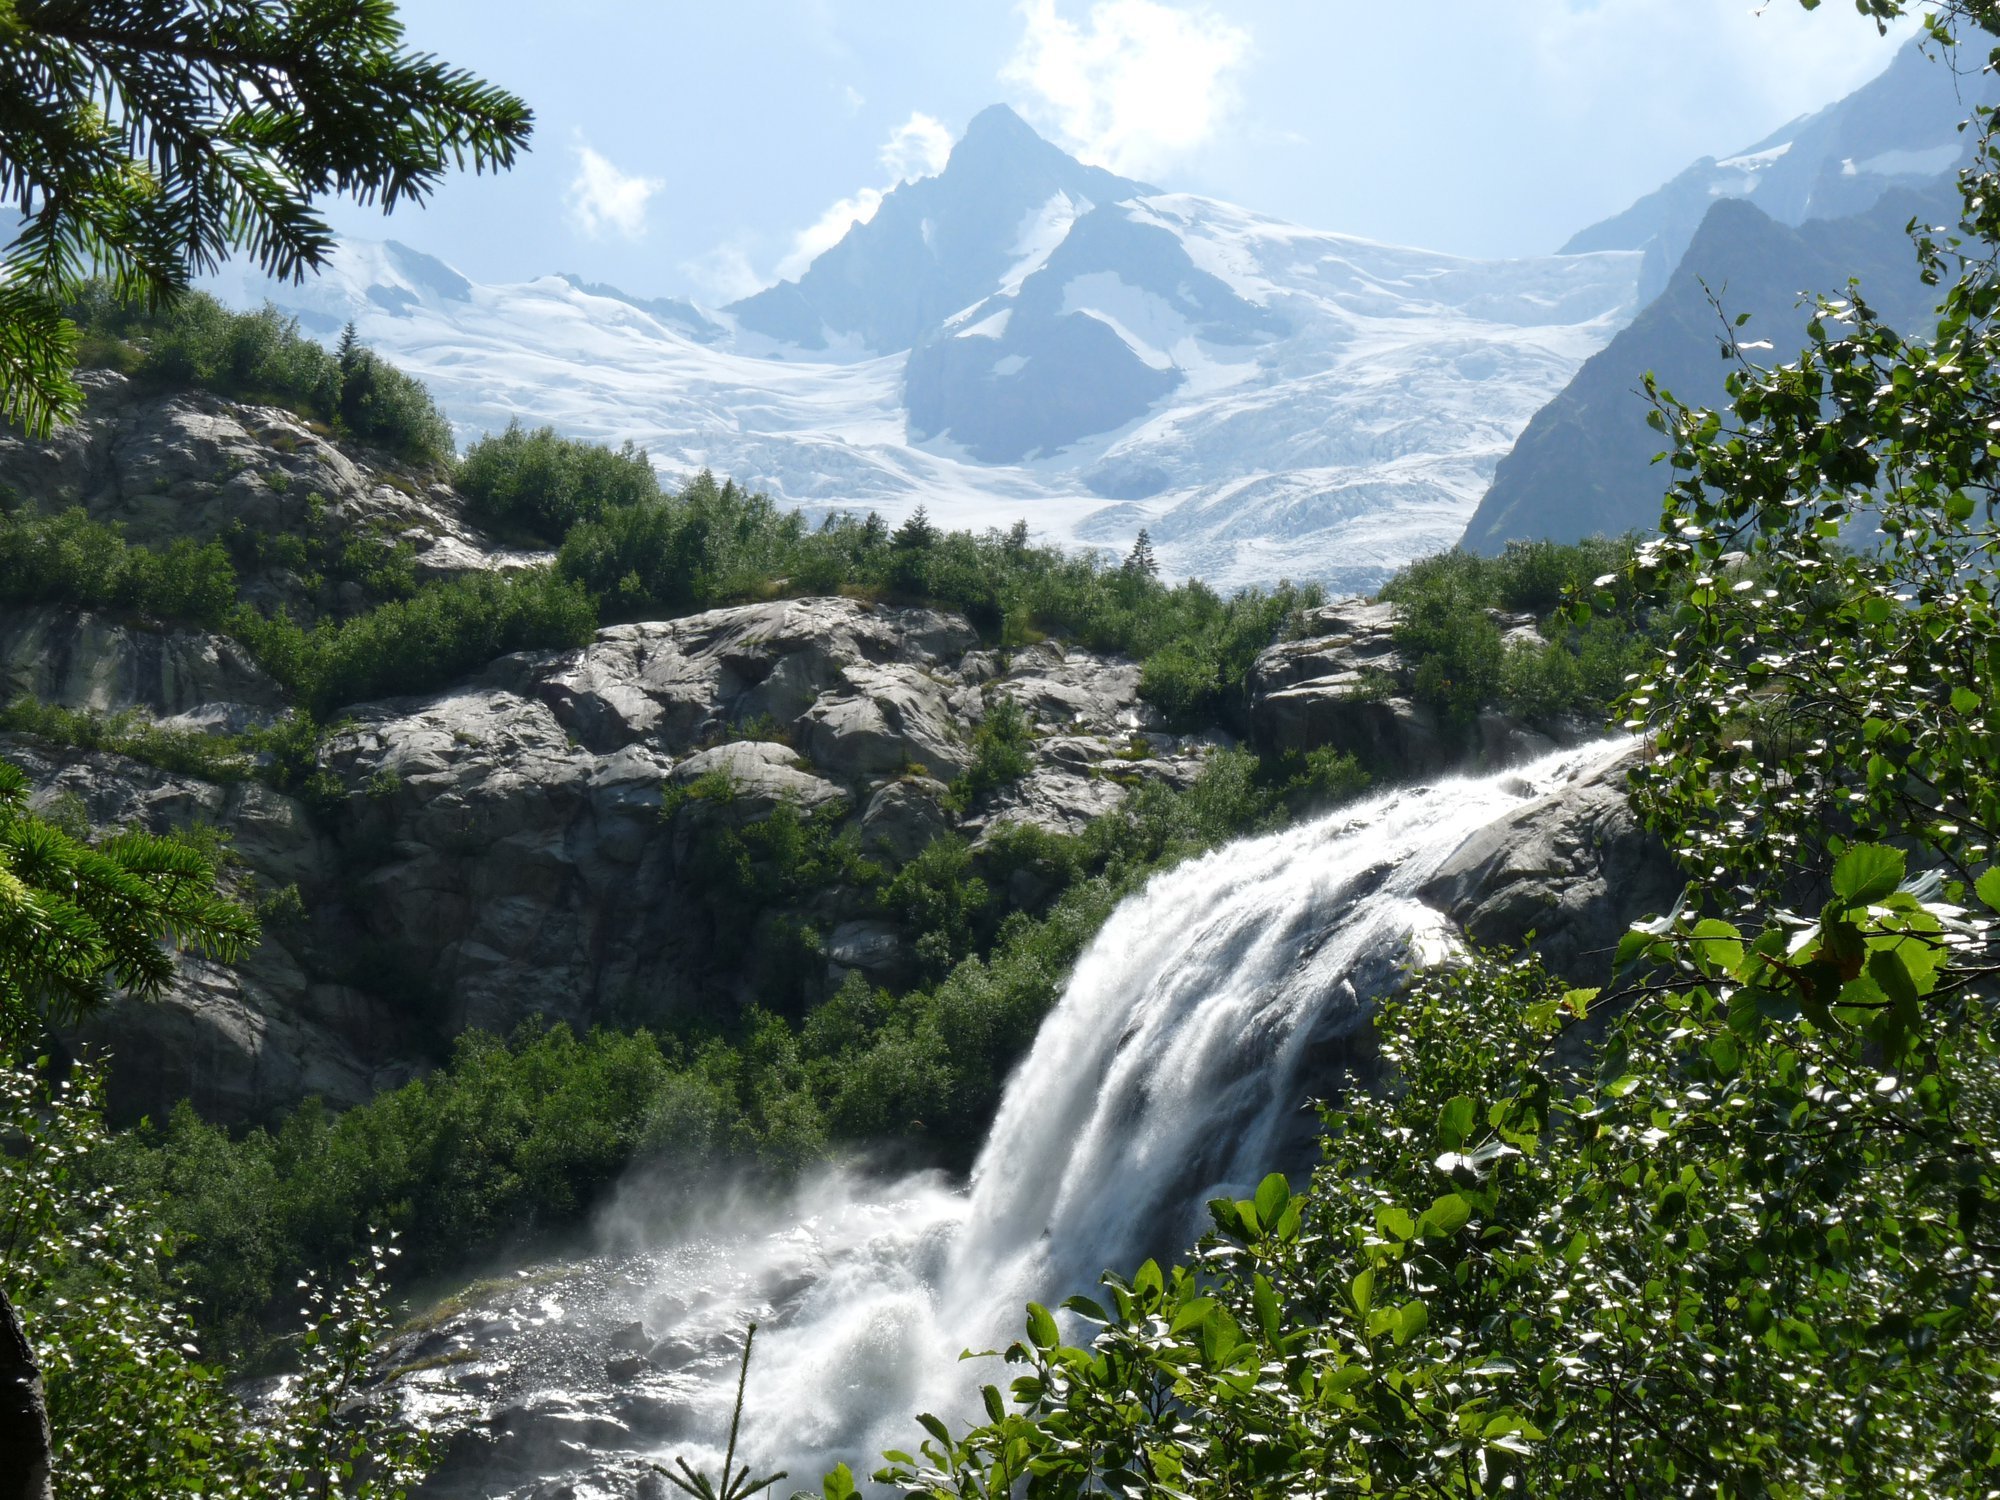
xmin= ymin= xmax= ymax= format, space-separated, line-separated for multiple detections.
xmin=389 ymin=740 xmax=1626 ymax=1498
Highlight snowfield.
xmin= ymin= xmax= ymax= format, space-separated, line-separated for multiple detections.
xmin=210 ymin=130 xmax=1641 ymax=593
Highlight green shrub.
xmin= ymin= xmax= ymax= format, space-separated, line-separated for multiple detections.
xmin=66 ymin=289 xmax=454 ymax=466
xmin=293 ymin=567 xmax=598 ymax=711
xmin=0 ymin=698 xmax=254 ymax=781
xmin=0 ymin=506 xmax=238 ymax=628
xmin=951 ymin=694 xmax=1034 ymax=806
xmin=885 ymin=835 xmax=991 ymax=981
xmin=1377 ymin=538 xmax=1661 ymax=732
xmin=142 ymin=297 xmax=343 ymax=417
xmin=558 ymin=469 xmax=802 ymax=616
xmin=335 ymin=341 xmax=454 ymax=467
xmin=457 ymin=421 xmax=658 ymax=543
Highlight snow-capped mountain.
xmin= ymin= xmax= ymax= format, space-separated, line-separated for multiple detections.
xmin=208 ymin=107 xmax=1640 ymax=593
xmin=1562 ymin=35 xmax=1987 ymax=301
xmin=1463 ymin=35 xmax=1991 ymax=554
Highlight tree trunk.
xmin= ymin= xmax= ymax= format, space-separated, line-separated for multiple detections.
xmin=0 ymin=1284 xmax=53 ymax=1500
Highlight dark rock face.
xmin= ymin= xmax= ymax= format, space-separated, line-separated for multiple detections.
xmin=0 ymin=384 xmax=1227 ymax=1121
xmin=1421 ymin=743 xmax=1679 ymax=986
xmin=1463 ymin=185 xmax=1949 ymax=555
xmin=11 ymin=596 xmax=1223 ymax=1124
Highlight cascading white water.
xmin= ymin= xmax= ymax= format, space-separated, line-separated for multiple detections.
xmin=404 ymin=740 xmax=1630 ymax=1498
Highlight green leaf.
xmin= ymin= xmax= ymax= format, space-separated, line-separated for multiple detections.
xmin=1376 ymin=1204 xmax=1417 ymax=1243
xmin=1390 ymin=1299 xmax=1429 ymax=1347
xmin=1349 ymin=1268 xmax=1376 ymax=1317
xmin=1436 ymin=1095 xmax=1478 ymax=1150
xmin=1170 ymin=1296 xmax=1219 ymax=1335
xmin=1025 ymin=1303 xmax=1059 ymax=1350
xmin=1706 ymin=1034 xmax=1741 ymax=1076
xmin=1252 ymin=1274 xmax=1282 ymax=1344
xmin=1688 ymin=918 xmax=1744 ymax=975
xmin=1976 ymin=868 xmax=2000 ymax=914
xmin=1418 ymin=1193 xmax=1472 ymax=1239
xmin=1252 ymin=1172 xmax=1291 ymax=1229
xmin=1831 ymin=844 xmax=1905 ymax=907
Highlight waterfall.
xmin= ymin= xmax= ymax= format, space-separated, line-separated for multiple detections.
xmin=405 ymin=740 xmax=1630 ymax=1497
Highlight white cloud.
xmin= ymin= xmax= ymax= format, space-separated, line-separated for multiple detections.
xmin=1002 ymin=0 xmax=1251 ymax=179
xmin=773 ymin=111 xmax=955 ymax=281
xmin=843 ymin=84 xmax=867 ymax=115
xmin=681 ymin=241 xmax=766 ymax=304
xmin=776 ymin=187 xmax=888 ymax=279
xmin=879 ymin=111 xmax=954 ymax=180
xmin=565 ymin=141 xmax=665 ymax=241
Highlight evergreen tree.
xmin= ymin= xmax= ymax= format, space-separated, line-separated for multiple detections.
xmin=0 ymin=0 xmax=532 ymax=436
xmin=1123 ymin=528 xmax=1158 ymax=577
xmin=892 ymin=505 xmax=939 ymax=551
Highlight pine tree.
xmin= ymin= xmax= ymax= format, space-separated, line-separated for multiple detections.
xmin=0 ymin=0 xmax=533 ymax=437
xmin=1123 ymin=527 xmax=1158 ymax=577
xmin=893 ymin=505 xmax=939 ymax=550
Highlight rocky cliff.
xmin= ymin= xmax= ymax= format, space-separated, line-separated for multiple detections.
xmin=1 ymin=376 xmax=1671 ymax=1126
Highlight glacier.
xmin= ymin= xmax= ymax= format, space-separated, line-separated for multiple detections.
xmin=206 ymin=109 xmax=1641 ymax=594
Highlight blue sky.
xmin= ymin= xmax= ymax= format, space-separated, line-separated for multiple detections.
xmin=334 ymin=0 xmax=1920 ymax=303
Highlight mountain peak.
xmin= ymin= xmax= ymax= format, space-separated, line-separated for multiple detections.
xmin=725 ymin=105 xmax=1151 ymax=353
xmin=960 ymin=103 xmax=1042 ymax=147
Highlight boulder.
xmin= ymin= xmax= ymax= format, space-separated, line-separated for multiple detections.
xmin=860 ymin=777 xmax=952 ymax=862
xmin=825 ymin=921 xmax=915 ymax=989
xmin=1421 ymin=743 xmax=1680 ymax=984
xmin=1255 ymin=688 xmax=1450 ymax=771
xmin=989 ymin=643 xmax=1148 ymax=735
xmin=535 ymin=598 xmax=978 ymax=755
xmin=977 ymin=765 xmax=1127 ymax=840
xmin=800 ymin=662 xmax=971 ymax=779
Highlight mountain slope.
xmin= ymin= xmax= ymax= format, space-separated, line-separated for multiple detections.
xmin=1562 ymin=35 xmax=1987 ymax=302
xmin=1462 ymin=185 xmax=1946 ymax=553
xmin=207 ymin=109 xmax=1640 ymax=593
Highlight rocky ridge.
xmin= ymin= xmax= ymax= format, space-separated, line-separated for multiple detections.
xmin=2 ymin=380 xmax=1669 ymax=1125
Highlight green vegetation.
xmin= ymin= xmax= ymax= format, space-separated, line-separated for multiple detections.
xmin=92 ymin=744 xmax=1368 ymax=1357
xmin=950 ymin=694 xmax=1035 ymax=807
xmin=3 ymin=1057 xmax=429 ymax=1500
xmin=550 ymin=457 xmax=1320 ymax=725
xmin=1378 ymin=536 xmax=1657 ymax=730
xmin=876 ymin=13 xmax=2000 ymax=1492
xmin=0 ymin=503 xmax=239 ymax=629
xmin=457 ymin=420 xmax=661 ymax=542
xmin=0 ymin=502 xmax=597 ymax=717
xmin=65 ymin=288 xmax=456 ymax=465
xmin=242 ymin=565 xmax=598 ymax=712
xmin=0 ymin=758 xmax=422 ymax=1498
